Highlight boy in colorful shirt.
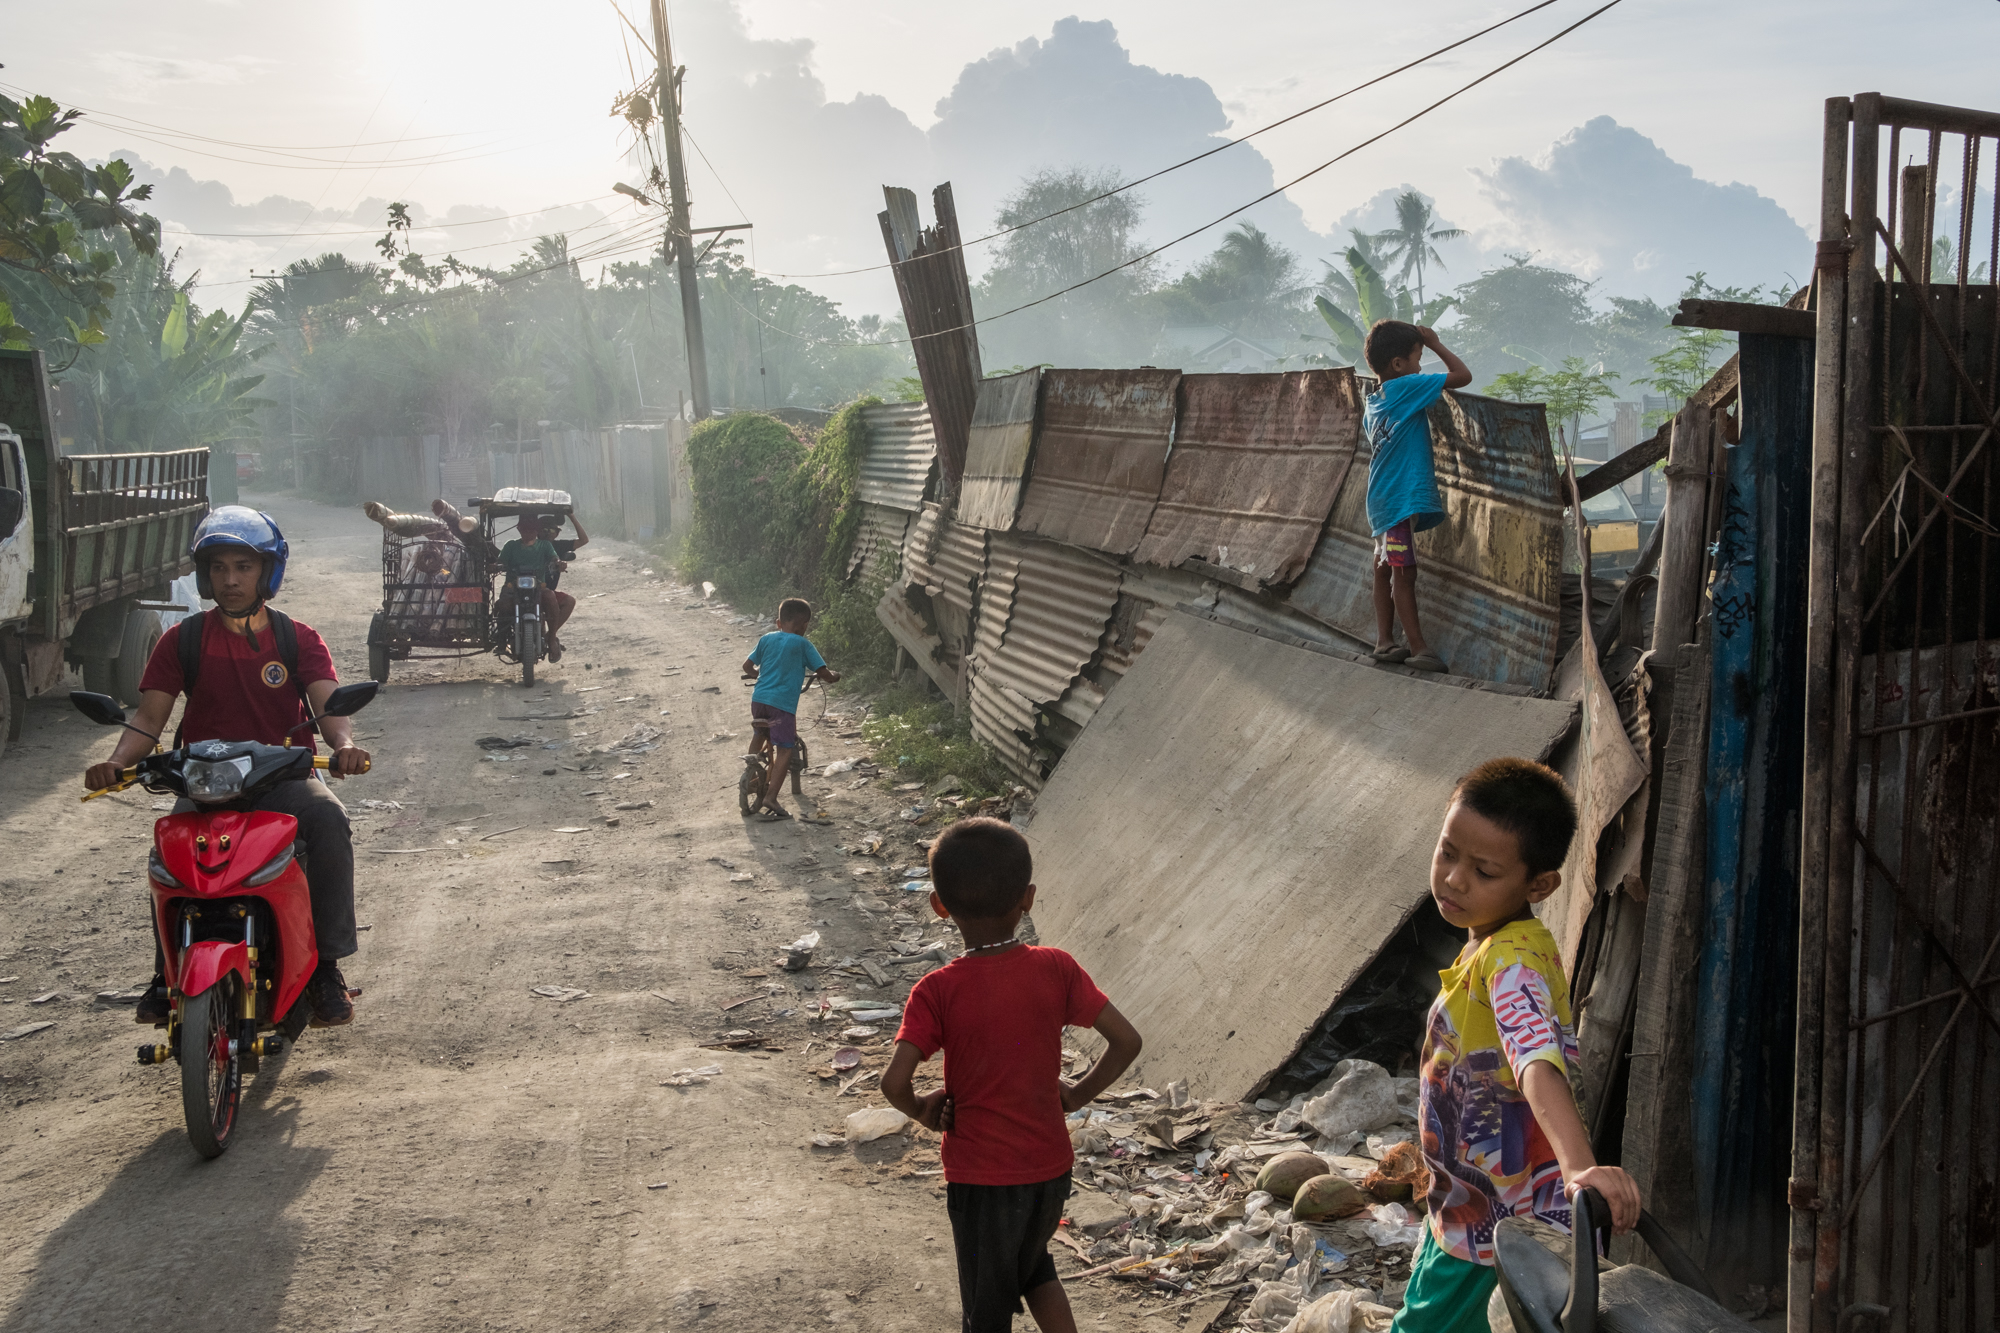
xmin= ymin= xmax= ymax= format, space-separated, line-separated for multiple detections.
xmin=1396 ymin=758 xmax=1641 ymax=1333
xmin=1362 ymin=320 xmax=1471 ymax=674
xmin=739 ymin=597 xmax=839 ymax=819
xmin=883 ymin=817 xmax=1144 ymax=1333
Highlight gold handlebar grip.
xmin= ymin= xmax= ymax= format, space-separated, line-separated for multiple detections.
xmin=313 ymin=754 xmax=372 ymax=774
xmin=80 ymin=767 xmax=139 ymax=802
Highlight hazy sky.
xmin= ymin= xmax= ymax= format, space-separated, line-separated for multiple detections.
xmin=13 ymin=0 xmax=2000 ymax=318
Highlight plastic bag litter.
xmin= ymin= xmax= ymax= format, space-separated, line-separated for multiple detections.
xmin=783 ymin=931 xmax=820 ymax=971
xmin=844 ymin=1106 xmax=908 ymax=1142
xmin=850 ymin=1008 xmax=901 ymax=1023
xmin=854 ymin=832 xmax=886 ymax=857
xmin=1361 ymin=1202 xmax=1424 ymax=1247
xmin=1247 ymin=1281 xmax=1301 ymax=1324
xmin=823 ymin=759 xmax=858 ymax=776
xmin=660 ymin=1064 xmax=722 ymax=1087
xmin=1277 ymin=1287 xmax=1396 ymax=1333
xmin=1299 ymin=1060 xmax=1402 ymax=1141
xmin=840 ymin=1026 xmax=879 ymax=1039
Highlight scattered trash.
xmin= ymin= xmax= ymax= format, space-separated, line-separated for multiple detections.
xmin=595 ymin=724 xmax=664 ymax=755
xmin=728 ymin=872 xmax=756 ymax=883
xmin=849 ymin=1007 xmax=901 ymax=1023
xmin=783 ymin=931 xmax=821 ymax=971
xmin=96 ymin=988 xmax=146 ymax=1004
xmin=840 ymin=1026 xmax=879 ymax=1039
xmin=830 ymin=1046 xmax=863 ymax=1071
xmin=357 ymin=799 xmax=405 ymax=812
xmin=859 ymin=959 xmax=891 ymax=987
xmin=701 ymin=581 xmax=716 ymax=599
xmin=1297 ymin=1060 xmax=1402 ymax=1141
xmin=660 ymin=1064 xmax=723 ymax=1088
xmin=553 ymin=826 xmax=587 ymax=834
xmin=895 ymin=781 xmax=924 ymax=792
xmin=30 ymin=991 xmax=60 ymax=1005
xmin=823 ymin=759 xmax=858 ymax=776
xmin=810 ymin=1132 xmax=843 ymax=1149
xmin=475 ymin=736 xmax=532 ymax=750
xmin=0 ymin=1021 xmax=53 ymax=1041
xmin=646 ymin=1181 xmax=672 ymax=1190
xmin=929 ymin=774 xmax=964 ymax=795
xmin=844 ymin=1106 xmax=908 ymax=1142
xmin=1278 ymin=1287 xmax=1396 ymax=1333
xmin=1361 ymin=1202 xmax=1424 ymax=1248
xmin=613 ymin=800 xmax=655 ymax=811
xmin=853 ymin=832 xmax=885 ymax=857
xmin=708 ymin=857 xmax=737 ymax=870
xmin=529 ymin=985 xmax=591 ymax=1002
xmin=707 ymin=732 xmax=737 ymax=744
xmin=902 ymin=880 xmax=933 ymax=895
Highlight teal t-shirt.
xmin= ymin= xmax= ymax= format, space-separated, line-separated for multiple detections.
xmin=747 ymin=630 xmax=826 ymax=714
xmin=1363 ymin=372 xmax=1450 ymax=537
xmin=500 ymin=537 xmax=558 ymax=580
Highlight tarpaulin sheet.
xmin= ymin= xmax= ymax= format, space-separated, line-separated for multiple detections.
xmin=959 ymin=368 xmax=1041 ymax=532
xmin=1027 ymin=611 xmax=1577 ymax=1100
xmin=1015 ymin=369 xmax=1179 ymax=555
xmin=1287 ymin=392 xmax=1564 ymax=691
xmin=1133 ymin=370 xmax=1360 ymax=586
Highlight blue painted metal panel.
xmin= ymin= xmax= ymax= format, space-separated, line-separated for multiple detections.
xmin=1692 ymin=333 xmax=1811 ymax=1286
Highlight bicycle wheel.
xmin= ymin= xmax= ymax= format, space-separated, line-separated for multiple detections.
xmin=738 ymin=760 xmax=766 ymax=817
xmin=791 ymin=737 xmax=809 ymax=798
xmin=179 ymin=977 xmax=243 ymax=1159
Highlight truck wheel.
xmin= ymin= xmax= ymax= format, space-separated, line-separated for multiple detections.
xmin=113 ymin=609 xmax=162 ymax=707
xmin=82 ymin=657 xmax=117 ymax=699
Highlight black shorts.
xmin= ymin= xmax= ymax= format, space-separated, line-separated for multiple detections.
xmin=946 ymin=1172 xmax=1071 ymax=1332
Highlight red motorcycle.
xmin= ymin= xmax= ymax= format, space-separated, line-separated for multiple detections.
xmin=72 ymin=683 xmax=376 ymax=1158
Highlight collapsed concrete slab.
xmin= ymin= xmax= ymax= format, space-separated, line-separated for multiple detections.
xmin=1025 ymin=610 xmax=1578 ymax=1101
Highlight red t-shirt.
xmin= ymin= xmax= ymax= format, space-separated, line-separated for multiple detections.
xmin=138 ymin=614 xmax=339 ymax=753
xmin=895 ymin=945 xmax=1109 ymax=1186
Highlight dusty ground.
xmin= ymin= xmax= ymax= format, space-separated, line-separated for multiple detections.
xmin=0 ymin=493 xmax=1187 ymax=1333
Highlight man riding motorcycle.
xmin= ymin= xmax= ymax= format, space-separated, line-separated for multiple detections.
xmin=83 ymin=507 xmax=372 ymax=1027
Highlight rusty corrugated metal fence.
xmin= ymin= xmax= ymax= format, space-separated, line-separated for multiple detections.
xmin=1793 ymin=92 xmax=2000 ymax=1333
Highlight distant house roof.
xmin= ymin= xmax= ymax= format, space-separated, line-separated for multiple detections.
xmin=1153 ymin=324 xmax=1284 ymax=373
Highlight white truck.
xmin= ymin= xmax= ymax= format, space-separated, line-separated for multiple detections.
xmin=0 ymin=348 xmax=210 ymax=762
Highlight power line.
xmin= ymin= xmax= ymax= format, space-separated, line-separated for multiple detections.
xmin=0 ymin=81 xmax=487 ymax=155
xmin=157 ymin=195 xmax=621 ymax=239
xmin=711 ymin=0 xmax=1625 ymax=351
xmin=741 ymin=0 xmax=1571 ymax=281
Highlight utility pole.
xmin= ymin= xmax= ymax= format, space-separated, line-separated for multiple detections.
xmin=650 ymin=0 xmax=710 ymax=420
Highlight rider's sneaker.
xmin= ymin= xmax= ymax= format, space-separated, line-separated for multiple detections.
xmin=308 ymin=960 xmax=355 ymax=1028
xmin=134 ymin=977 xmax=170 ymax=1027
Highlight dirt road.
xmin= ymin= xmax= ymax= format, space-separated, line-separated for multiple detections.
xmin=0 ymin=493 xmax=1164 ymax=1333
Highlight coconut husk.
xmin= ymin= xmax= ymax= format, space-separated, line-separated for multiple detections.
xmin=1364 ymin=1139 xmax=1428 ymax=1203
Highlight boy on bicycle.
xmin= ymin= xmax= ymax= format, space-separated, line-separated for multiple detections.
xmin=740 ymin=597 xmax=838 ymax=820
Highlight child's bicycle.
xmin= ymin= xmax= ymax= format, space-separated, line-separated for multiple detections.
xmin=738 ymin=676 xmax=812 ymax=817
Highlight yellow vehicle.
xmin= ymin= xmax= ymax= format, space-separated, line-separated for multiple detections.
xmin=1565 ymin=462 xmax=1643 ymax=581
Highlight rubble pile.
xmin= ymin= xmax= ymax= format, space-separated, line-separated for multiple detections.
xmin=1053 ymin=1059 xmax=1429 ymax=1331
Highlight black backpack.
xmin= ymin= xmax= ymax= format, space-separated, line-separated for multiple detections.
xmin=173 ymin=608 xmax=310 ymax=746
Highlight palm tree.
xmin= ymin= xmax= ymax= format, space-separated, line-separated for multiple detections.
xmin=1308 ymin=231 xmax=1453 ymax=367
xmin=1372 ymin=191 xmax=1465 ymax=310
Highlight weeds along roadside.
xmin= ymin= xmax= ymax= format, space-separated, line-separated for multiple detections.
xmin=657 ymin=401 xmax=1012 ymax=803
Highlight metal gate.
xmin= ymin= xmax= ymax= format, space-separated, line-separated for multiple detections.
xmin=1794 ymin=94 xmax=2000 ymax=1333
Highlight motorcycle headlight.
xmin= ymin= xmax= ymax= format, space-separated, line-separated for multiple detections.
xmin=516 ymin=575 xmax=537 ymax=588
xmin=148 ymin=848 xmax=186 ymax=890
xmin=183 ymin=755 xmax=252 ymax=803
xmin=244 ymin=844 xmax=296 ymax=887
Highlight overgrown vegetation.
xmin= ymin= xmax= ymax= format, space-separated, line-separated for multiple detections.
xmin=859 ymin=685 xmax=1016 ymax=798
xmin=678 ymin=398 xmax=902 ymax=683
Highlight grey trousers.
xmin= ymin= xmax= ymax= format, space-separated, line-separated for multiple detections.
xmin=169 ymin=775 xmax=358 ymax=960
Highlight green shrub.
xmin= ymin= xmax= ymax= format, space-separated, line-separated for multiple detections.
xmin=861 ymin=688 xmax=1015 ymax=799
xmin=682 ymin=412 xmax=808 ymax=596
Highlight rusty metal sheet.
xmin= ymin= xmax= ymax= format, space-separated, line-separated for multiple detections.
xmin=876 ymin=582 xmax=957 ymax=699
xmin=1015 ymin=369 xmax=1179 ymax=555
xmin=959 ymin=368 xmax=1041 ymax=532
xmin=855 ymin=402 xmax=938 ymax=511
xmin=846 ymin=503 xmax=911 ymax=581
xmin=929 ymin=518 xmax=986 ymax=622
xmin=986 ymin=538 xmax=1123 ymax=705
xmin=1133 ymin=370 xmax=1361 ymax=585
xmin=965 ymin=534 xmax=1041 ymax=781
xmin=1287 ymin=392 xmax=1563 ymax=691
xmin=1027 ymin=611 xmax=1578 ymax=1100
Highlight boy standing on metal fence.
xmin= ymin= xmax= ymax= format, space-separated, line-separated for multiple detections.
xmin=1364 ymin=320 xmax=1472 ymax=674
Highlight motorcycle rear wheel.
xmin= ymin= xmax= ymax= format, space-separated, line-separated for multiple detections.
xmin=180 ymin=977 xmax=243 ymax=1159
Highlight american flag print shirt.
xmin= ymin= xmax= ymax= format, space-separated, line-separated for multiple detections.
xmin=1415 ymin=916 xmax=1584 ymax=1264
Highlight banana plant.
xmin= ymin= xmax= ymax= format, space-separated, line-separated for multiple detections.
xmin=1306 ymin=231 xmax=1453 ymax=368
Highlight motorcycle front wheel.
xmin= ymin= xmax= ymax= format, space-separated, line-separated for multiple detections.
xmin=180 ymin=976 xmax=243 ymax=1158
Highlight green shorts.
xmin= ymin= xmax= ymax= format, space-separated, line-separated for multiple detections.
xmin=1390 ymin=1226 xmax=1498 ymax=1333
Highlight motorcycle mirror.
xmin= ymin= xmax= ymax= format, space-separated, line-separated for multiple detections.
xmin=69 ymin=691 xmax=127 ymax=726
xmin=319 ymin=681 xmax=380 ymax=718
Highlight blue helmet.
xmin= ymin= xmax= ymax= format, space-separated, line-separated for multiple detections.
xmin=192 ymin=505 xmax=288 ymax=601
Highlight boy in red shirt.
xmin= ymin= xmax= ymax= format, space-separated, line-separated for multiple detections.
xmin=884 ymin=818 xmax=1143 ymax=1333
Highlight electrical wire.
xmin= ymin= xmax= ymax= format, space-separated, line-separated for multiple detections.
xmin=157 ymin=195 xmax=622 ymax=239
xmin=0 ymin=81 xmax=488 ymax=156
xmin=695 ymin=0 xmax=1625 ymax=352
xmin=739 ymin=0 xmax=1573 ymax=280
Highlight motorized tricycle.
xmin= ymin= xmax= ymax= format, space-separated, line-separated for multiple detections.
xmin=365 ymin=486 xmax=574 ymax=688
xmin=71 ymin=681 xmax=377 ymax=1159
